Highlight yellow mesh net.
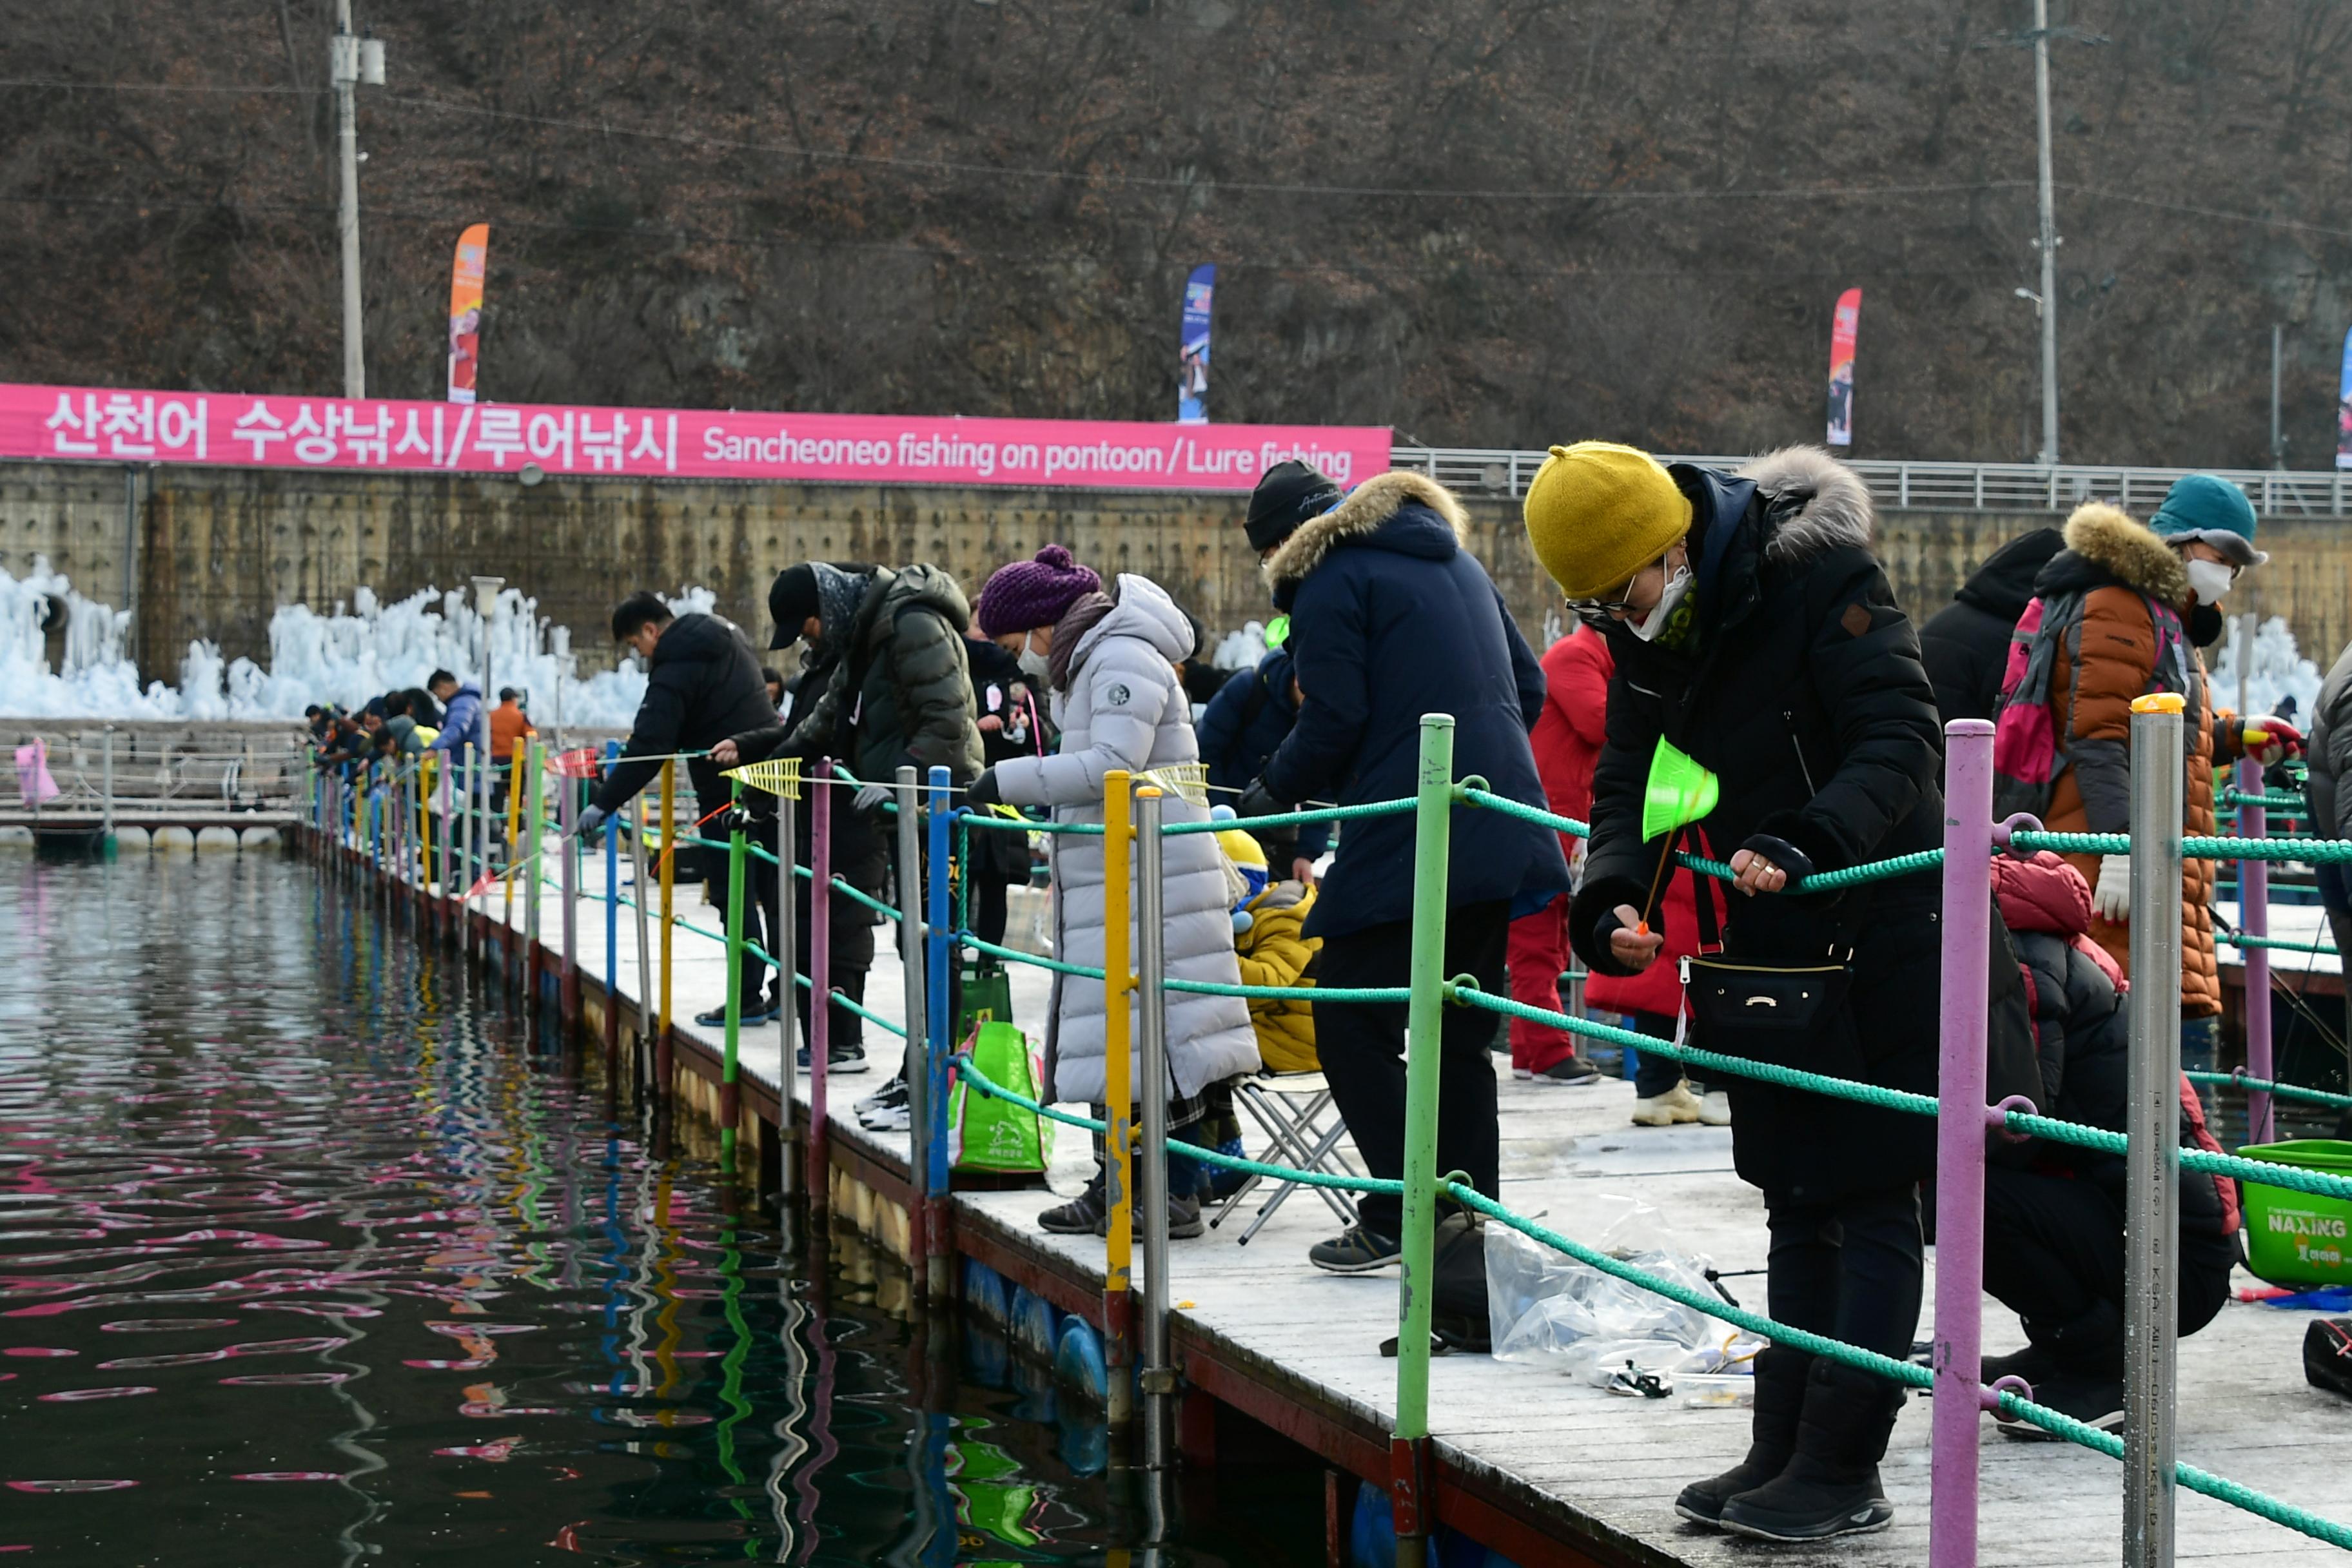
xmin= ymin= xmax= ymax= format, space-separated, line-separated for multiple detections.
xmin=723 ymin=757 xmax=805 ymax=799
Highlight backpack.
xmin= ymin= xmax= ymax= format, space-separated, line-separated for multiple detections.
xmin=1992 ymin=588 xmax=2196 ymax=820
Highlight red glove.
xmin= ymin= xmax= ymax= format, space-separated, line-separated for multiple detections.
xmin=2241 ymin=716 xmax=2305 ymax=767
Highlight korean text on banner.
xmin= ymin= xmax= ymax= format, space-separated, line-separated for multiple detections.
xmin=447 ymin=224 xmax=489 ymax=406
xmin=1 ymin=382 xmax=1391 ymax=493
xmin=1827 ymin=287 xmax=1860 ymax=447
xmin=1179 ymin=264 xmax=1215 ymax=426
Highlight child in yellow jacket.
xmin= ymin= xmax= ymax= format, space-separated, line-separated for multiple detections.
xmin=1197 ymin=828 xmax=1322 ymax=1196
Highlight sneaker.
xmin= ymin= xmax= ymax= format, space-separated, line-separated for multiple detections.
xmin=1631 ymin=1083 xmax=1703 ymax=1126
xmin=1698 ymin=1090 xmax=1732 ymax=1126
xmin=1165 ymin=1193 xmax=1206 ymax=1240
xmin=856 ymin=1075 xmax=908 ymax=1117
xmin=859 ymin=1102 xmax=911 ymax=1133
xmin=1309 ymin=1225 xmax=1402 ymax=1274
xmin=694 ymin=1002 xmax=779 ymax=1028
xmin=1531 ymin=1056 xmax=1602 ymax=1086
xmin=1039 ymin=1181 xmax=1107 ymax=1235
xmin=796 ymin=1042 xmax=870 ymax=1075
xmin=1511 ymin=1066 xmax=1534 ymax=1081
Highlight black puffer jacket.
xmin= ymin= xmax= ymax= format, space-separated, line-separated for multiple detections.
xmin=594 ymin=612 xmax=779 ymax=819
xmin=1917 ymin=527 xmax=2064 ymax=728
xmin=735 ymin=565 xmax=985 ymax=788
xmin=1569 ymin=447 xmax=2026 ymax=1201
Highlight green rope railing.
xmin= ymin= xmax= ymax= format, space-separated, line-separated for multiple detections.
xmin=953 ymin=930 xmax=1406 ymax=1004
xmin=2220 ymin=787 xmax=2308 ymax=812
xmin=2186 ymin=1070 xmax=2352 ymax=1110
xmin=946 ymin=1052 xmax=2352 ymax=1554
xmin=2014 ymin=829 xmax=2352 ymax=862
xmin=2217 ymin=932 xmax=2338 ymax=955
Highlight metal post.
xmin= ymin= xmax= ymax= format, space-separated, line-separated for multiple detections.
xmin=1135 ymin=786 xmax=1173 ymax=1470
xmin=923 ymin=767 xmax=955 ymax=1300
xmin=332 ymin=0 xmax=365 ymax=398
xmin=2238 ymin=754 xmax=2274 ymax=1142
xmin=1102 ymin=769 xmax=1136 ymax=1431
xmin=2033 ymin=0 xmax=2060 ymax=465
xmin=2124 ymin=694 xmax=2186 ymax=1568
xmin=2271 ymin=324 xmax=2286 ymax=469
xmin=721 ymin=780 xmax=745 ymax=1172
xmin=603 ymin=741 xmax=622 ymax=1087
xmin=1391 ymin=715 xmax=1455 ymax=1567
xmin=560 ymin=749 xmax=580 ymax=1022
xmin=807 ymin=760 xmax=834 ymax=1209
xmin=896 ymin=765 xmax=932 ymax=1276
xmin=461 ymin=741 xmax=478 ymax=955
xmin=629 ymin=796 xmax=654 ymax=1096
xmin=101 ymin=728 xmax=115 ymax=846
xmin=1929 ymin=719 xmax=1995 ymax=1568
xmin=657 ymin=759 xmax=676 ymax=1106
xmin=776 ymin=784 xmax=799 ymax=1199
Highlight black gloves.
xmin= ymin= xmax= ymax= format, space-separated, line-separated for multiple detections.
xmin=1237 ymin=778 xmax=1288 ymax=819
xmin=964 ymin=769 xmax=1003 ymax=810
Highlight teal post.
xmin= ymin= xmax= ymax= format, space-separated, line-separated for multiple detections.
xmin=721 ymin=779 xmax=745 ymax=1172
xmin=1391 ymin=712 xmax=1455 ymax=1563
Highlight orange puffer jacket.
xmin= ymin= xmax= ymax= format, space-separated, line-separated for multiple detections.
xmin=2028 ymin=504 xmax=2239 ymax=1019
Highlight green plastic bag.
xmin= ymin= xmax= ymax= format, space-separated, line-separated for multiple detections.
xmin=950 ymin=1021 xmax=1054 ymax=1175
xmin=956 ymin=955 xmax=1015 ymax=1041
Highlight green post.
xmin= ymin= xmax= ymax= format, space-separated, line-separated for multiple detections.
xmin=1391 ymin=712 xmax=1455 ymax=1561
xmin=721 ymin=779 xmax=745 ymax=1171
xmin=524 ymin=738 xmax=545 ymax=980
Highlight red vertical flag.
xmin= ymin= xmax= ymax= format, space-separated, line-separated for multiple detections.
xmin=1827 ymin=288 xmax=1861 ymax=447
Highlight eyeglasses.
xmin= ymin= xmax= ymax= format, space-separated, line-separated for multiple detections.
xmin=1565 ymin=558 xmax=1661 ymax=623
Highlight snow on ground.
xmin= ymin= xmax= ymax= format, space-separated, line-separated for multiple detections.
xmin=0 ymin=557 xmax=725 ymax=726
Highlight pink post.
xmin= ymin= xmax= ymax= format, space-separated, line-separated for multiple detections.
xmin=806 ymin=759 xmax=832 ymax=1208
xmin=2237 ymin=757 xmax=2274 ymax=1143
xmin=1930 ymin=718 xmax=1995 ymax=1568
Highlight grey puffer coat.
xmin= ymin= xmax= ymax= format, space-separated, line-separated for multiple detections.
xmin=992 ymin=574 xmax=1260 ymax=1106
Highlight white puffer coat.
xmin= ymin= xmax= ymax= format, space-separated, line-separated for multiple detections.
xmin=992 ymin=575 xmax=1261 ymax=1106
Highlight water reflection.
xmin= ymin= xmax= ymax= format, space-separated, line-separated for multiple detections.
xmin=0 ymin=856 xmax=1318 ymax=1566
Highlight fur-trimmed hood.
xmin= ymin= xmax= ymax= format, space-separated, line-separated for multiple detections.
xmin=1263 ymin=470 xmax=1467 ymax=591
xmin=2046 ymin=502 xmax=2190 ymax=605
xmin=1733 ymin=446 xmax=1876 ymax=566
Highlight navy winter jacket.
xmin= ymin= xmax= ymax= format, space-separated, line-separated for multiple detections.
xmin=1195 ymin=647 xmax=1329 ymax=860
xmin=1260 ymin=471 xmax=1569 ymax=939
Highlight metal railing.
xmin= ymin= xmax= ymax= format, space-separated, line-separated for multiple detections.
xmin=1392 ymin=446 xmax=2352 ymax=519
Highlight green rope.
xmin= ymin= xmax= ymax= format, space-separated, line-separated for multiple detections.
xmin=1162 ymin=798 xmax=1416 ymax=836
xmin=1454 ymin=787 xmax=1943 ymax=891
xmin=786 ymin=861 xmax=907 ymax=923
xmin=672 ymin=832 xmax=781 ymax=868
xmin=2220 ymin=787 xmax=2307 ymax=811
xmin=957 ymin=810 xmax=1101 ymax=836
xmin=2014 ymin=829 xmax=2352 ymax=863
xmin=2185 ymin=1070 xmax=2352 ymax=1110
xmin=2219 ymin=932 xmax=2337 ymax=955
xmin=952 ymin=931 xmax=1406 ymax=1003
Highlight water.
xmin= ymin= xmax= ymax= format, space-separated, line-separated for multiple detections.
xmin=0 ymin=856 xmax=1324 ymax=1565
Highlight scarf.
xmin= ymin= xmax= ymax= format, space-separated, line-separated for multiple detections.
xmin=1046 ymin=590 xmax=1117 ymax=692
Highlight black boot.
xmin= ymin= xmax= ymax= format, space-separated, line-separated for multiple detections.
xmin=1675 ymin=1346 xmax=1811 ymax=1526
xmin=2003 ymin=1298 xmax=2124 ymax=1439
xmin=1718 ymin=1360 xmax=1901 ymax=1542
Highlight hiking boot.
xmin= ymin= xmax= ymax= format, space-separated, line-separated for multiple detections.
xmin=1632 ymin=1083 xmax=1703 ymax=1126
xmin=1995 ymin=1298 xmax=2124 ymax=1435
xmin=1716 ymin=1360 xmax=1902 ymax=1543
xmin=1164 ymin=1193 xmax=1206 ymax=1240
xmin=1531 ymin=1056 xmax=1602 ymax=1086
xmin=1308 ymin=1225 xmax=1402 ymax=1274
xmin=1038 ymin=1175 xmax=1107 ymax=1235
xmin=1676 ymin=1346 xmax=1811 ymax=1526
xmin=1698 ymin=1090 xmax=1732 ymax=1126
xmin=797 ymin=1041 xmax=870 ymax=1075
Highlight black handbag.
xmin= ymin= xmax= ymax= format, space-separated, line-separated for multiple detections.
xmin=1677 ymin=834 xmax=1857 ymax=1068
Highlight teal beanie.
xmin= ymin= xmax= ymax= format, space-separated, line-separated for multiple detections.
xmin=2150 ymin=473 xmax=2268 ymax=567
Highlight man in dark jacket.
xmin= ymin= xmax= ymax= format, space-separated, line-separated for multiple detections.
xmin=1531 ymin=442 xmax=1955 ymax=1543
xmin=1196 ymin=644 xmax=1329 ymax=881
xmin=582 ymin=591 xmax=783 ymax=1023
xmin=1248 ymin=467 xmax=1571 ymax=1275
xmin=1917 ymin=527 xmax=2065 ymax=727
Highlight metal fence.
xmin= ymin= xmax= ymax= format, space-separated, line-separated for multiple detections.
xmin=1393 ymin=447 xmax=2352 ymax=519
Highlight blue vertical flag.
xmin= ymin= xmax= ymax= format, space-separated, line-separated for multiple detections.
xmin=1179 ymin=264 xmax=1215 ymax=424
xmin=2337 ymin=326 xmax=2352 ymax=471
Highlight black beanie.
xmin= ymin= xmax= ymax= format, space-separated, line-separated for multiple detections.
xmin=767 ymin=564 xmax=820 ymax=649
xmin=1244 ymin=461 xmax=1342 ymax=553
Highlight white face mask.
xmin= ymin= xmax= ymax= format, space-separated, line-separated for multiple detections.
xmin=1016 ymin=631 xmax=1052 ymax=683
xmin=1629 ymin=563 xmax=1694 ymax=642
xmin=2183 ymin=557 xmax=2233 ymax=607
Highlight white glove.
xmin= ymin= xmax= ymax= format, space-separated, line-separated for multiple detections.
xmin=854 ymin=782 xmax=892 ymax=812
xmin=2093 ymin=852 xmax=2132 ymax=925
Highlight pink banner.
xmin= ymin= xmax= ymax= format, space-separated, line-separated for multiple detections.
xmin=2 ymin=382 xmax=1391 ymax=493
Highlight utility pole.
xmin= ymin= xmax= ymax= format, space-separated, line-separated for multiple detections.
xmin=2033 ymin=0 xmax=2060 ymax=466
xmin=330 ymin=4 xmax=385 ymax=399
xmin=2271 ymin=324 xmax=2288 ymax=469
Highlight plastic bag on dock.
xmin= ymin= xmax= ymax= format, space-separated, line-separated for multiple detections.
xmin=1485 ymin=1215 xmax=1725 ymax=1382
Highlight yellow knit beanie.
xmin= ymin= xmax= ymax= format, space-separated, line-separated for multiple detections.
xmin=1521 ymin=442 xmax=1694 ymax=599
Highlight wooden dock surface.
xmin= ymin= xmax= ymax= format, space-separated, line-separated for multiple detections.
xmin=396 ymin=841 xmax=2352 ymax=1567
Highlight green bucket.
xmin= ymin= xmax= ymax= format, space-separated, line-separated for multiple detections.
xmin=2235 ymin=1139 xmax=2352 ymax=1288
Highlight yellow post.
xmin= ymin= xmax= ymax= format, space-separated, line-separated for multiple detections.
xmin=505 ymin=736 xmax=525 ymax=932
xmin=1102 ymin=767 xmax=1135 ymax=1427
xmin=422 ymin=755 xmax=438 ymax=892
xmin=657 ymin=758 xmax=676 ymax=1101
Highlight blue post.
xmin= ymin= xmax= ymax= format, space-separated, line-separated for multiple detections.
xmin=924 ymin=765 xmax=955 ymax=1297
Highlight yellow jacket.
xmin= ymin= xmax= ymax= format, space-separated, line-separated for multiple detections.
xmin=1237 ymin=883 xmax=1320 ymax=1072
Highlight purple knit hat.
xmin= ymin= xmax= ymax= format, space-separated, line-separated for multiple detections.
xmin=976 ymin=545 xmax=1102 ymax=638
